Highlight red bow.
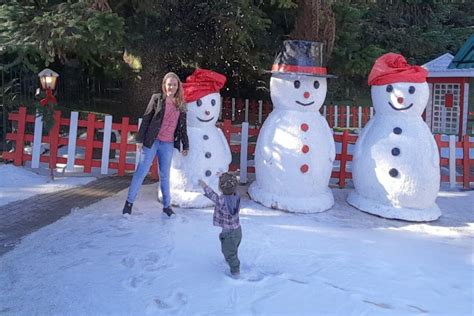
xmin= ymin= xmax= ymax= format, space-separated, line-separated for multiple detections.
xmin=40 ymin=89 xmax=57 ymax=107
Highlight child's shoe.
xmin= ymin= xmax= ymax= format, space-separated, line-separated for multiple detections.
xmin=123 ymin=201 xmax=133 ymax=215
xmin=163 ymin=207 xmax=175 ymax=217
xmin=230 ymin=267 xmax=240 ymax=279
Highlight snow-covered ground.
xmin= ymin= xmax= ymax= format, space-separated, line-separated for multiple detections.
xmin=0 ymin=164 xmax=96 ymax=207
xmin=0 ymin=168 xmax=472 ymax=315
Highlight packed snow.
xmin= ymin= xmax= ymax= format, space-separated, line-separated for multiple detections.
xmin=0 ymin=164 xmax=96 ymax=207
xmin=0 ymin=166 xmax=472 ymax=315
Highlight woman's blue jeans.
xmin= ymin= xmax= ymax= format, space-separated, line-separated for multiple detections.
xmin=127 ymin=140 xmax=174 ymax=208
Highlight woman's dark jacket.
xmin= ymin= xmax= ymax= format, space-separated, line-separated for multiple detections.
xmin=136 ymin=94 xmax=189 ymax=151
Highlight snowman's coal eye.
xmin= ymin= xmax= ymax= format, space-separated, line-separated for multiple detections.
xmin=409 ymin=86 xmax=415 ymax=94
xmin=197 ymin=99 xmax=202 ymax=107
xmin=386 ymin=85 xmax=393 ymax=93
xmin=211 ymin=99 xmax=216 ymax=106
xmin=313 ymin=80 xmax=320 ymax=89
xmin=294 ymin=80 xmax=300 ymax=89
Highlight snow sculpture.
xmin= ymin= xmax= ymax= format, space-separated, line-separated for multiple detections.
xmin=248 ymin=40 xmax=336 ymax=213
xmin=164 ymin=69 xmax=231 ymax=208
xmin=347 ymin=53 xmax=441 ymax=221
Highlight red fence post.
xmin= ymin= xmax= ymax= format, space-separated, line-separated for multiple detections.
xmin=362 ymin=107 xmax=370 ymax=126
xmin=12 ymin=107 xmax=27 ymax=166
xmin=222 ymin=97 xmax=232 ymax=120
xmin=222 ymin=119 xmax=232 ymax=144
xmin=351 ymin=106 xmax=358 ymax=128
xmin=339 ymin=105 xmax=345 ymax=128
xmin=248 ymin=99 xmax=258 ymax=125
xmin=235 ymin=98 xmax=245 ymax=122
xmin=118 ymin=117 xmax=129 ymax=176
xmin=328 ymin=105 xmax=334 ymax=128
xmin=263 ymin=101 xmax=272 ymax=121
xmin=48 ymin=110 xmax=62 ymax=170
xmin=338 ymin=131 xmax=349 ymax=188
xmin=84 ymin=113 xmax=96 ymax=173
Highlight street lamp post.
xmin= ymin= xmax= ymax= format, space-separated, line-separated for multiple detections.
xmin=37 ymin=68 xmax=59 ymax=180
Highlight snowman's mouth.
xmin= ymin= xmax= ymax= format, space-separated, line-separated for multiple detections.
xmin=388 ymin=102 xmax=413 ymax=111
xmin=296 ymin=101 xmax=315 ymax=106
xmin=198 ymin=117 xmax=214 ymax=122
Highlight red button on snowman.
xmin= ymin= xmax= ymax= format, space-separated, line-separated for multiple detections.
xmin=248 ymin=40 xmax=336 ymax=213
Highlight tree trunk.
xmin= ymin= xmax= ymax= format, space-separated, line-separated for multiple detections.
xmin=290 ymin=0 xmax=336 ymax=64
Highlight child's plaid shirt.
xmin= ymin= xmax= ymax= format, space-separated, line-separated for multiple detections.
xmin=203 ymin=185 xmax=240 ymax=230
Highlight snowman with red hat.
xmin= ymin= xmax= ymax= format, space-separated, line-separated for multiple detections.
xmin=347 ymin=53 xmax=441 ymax=221
xmin=165 ymin=69 xmax=231 ymax=208
xmin=248 ymin=40 xmax=336 ymax=213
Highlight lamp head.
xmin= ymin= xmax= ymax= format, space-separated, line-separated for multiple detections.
xmin=38 ymin=68 xmax=59 ymax=90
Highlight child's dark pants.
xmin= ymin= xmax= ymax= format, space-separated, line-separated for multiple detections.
xmin=219 ymin=226 xmax=242 ymax=274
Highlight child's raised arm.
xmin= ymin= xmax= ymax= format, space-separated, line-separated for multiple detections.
xmin=199 ymin=179 xmax=219 ymax=204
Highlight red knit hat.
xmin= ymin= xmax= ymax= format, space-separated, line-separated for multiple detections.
xmin=368 ymin=53 xmax=428 ymax=86
xmin=183 ymin=69 xmax=227 ymax=102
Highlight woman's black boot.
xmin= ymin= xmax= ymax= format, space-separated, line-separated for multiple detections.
xmin=163 ymin=207 xmax=175 ymax=217
xmin=123 ymin=201 xmax=133 ymax=215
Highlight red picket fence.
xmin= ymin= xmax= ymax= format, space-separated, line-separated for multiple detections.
xmin=435 ymin=134 xmax=474 ymax=189
xmin=3 ymin=107 xmax=159 ymax=179
xmin=332 ymin=131 xmax=358 ymax=188
xmin=3 ymin=107 xmax=473 ymax=189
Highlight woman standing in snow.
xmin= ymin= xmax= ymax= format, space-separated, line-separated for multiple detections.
xmin=122 ymin=72 xmax=189 ymax=216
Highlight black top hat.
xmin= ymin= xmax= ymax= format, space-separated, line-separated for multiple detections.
xmin=270 ymin=40 xmax=336 ymax=78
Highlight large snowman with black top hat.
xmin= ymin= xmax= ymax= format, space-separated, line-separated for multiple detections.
xmin=166 ymin=69 xmax=231 ymax=208
xmin=248 ymin=40 xmax=336 ymax=213
xmin=347 ymin=53 xmax=441 ymax=221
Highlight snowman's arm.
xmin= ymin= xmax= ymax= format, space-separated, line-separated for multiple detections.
xmin=218 ymin=128 xmax=232 ymax=165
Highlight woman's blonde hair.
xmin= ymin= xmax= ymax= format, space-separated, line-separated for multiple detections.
xmin=162 ymin=72 xmax=185 ymax=110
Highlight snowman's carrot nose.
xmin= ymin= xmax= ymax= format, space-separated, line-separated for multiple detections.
xmin=397 ymin=97 xmax=404 ymax=104
xmin=205 ymin=110 xmax=210 ymax=115
xmin=304 ymin=92 xmax=310 ymax=99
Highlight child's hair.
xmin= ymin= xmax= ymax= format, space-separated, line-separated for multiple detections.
xmin=219 ymin=173 xmax=238 ymax=195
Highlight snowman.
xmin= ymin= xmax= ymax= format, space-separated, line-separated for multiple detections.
xmin=248 ymin=40 xmax=336 ymax=213
xmin=347 ymin=53 xmax=441 ymax=221
xmin=164 ymin=69 xmax=231 ymax=208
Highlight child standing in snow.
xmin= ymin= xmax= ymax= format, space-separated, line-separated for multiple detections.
xmin=199 ymin=173 xmax=242 ymax=277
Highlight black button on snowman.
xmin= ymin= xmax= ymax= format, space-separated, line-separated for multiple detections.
xmin=347 ymin=53 xmax=441 ymax=222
